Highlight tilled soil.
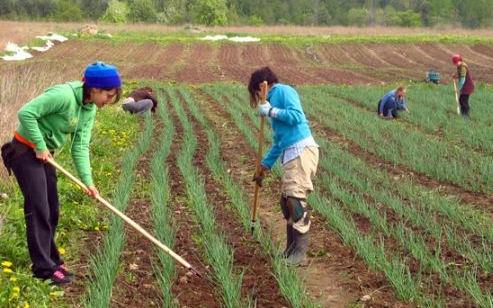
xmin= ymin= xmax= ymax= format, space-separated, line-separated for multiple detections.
xmin=12 ymin=39 xmax=493 ymax=86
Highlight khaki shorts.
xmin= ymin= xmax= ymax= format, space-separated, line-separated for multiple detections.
xmin=281 ymin=146 xmax=319 ymax=199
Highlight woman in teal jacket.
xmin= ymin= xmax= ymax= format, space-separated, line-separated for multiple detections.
xmin=248 ymin=66 xmax=319 ymax=267
xmin=4 ymin=62 xmax=122 ymax=285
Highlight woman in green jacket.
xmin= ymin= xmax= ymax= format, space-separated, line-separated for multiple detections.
xmin=6 ymin=62 xmax=122 ymax=285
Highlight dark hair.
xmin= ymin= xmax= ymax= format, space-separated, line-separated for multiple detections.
xmin=83 ymin=84 xmax=122 ymax=104
xmin=248 ymin=66 xmax=279 ymax=108
xmin=137 ymin=86 xmax=153 ymax=93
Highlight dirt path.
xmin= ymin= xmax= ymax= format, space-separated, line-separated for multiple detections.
xmin=165 ymin=98 xmax=221 ymax=307
xmin=186 ymin=91 xmax=290 ymax=306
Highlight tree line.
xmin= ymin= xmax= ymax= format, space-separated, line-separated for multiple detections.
xmin=1 ymin=0 xmax=492 ymax=28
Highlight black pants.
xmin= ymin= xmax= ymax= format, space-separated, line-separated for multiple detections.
xmin=10 ymin=140 xmax=62 ymax=278
xmin=459 ymin=94 xmax=470 ymax=116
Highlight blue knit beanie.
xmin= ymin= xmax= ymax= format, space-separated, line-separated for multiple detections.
xmin=83 ymin=62 xmax=122 ymax=88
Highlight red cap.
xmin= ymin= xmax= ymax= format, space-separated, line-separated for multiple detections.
xmin=452 ymin=54 xmax=462 ymax=64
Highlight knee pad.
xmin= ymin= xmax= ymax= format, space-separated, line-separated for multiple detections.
xmin=280 ymin=195 xmax=289 ymax=220
xmin=286 ymin=197 xmax=305 ymax=223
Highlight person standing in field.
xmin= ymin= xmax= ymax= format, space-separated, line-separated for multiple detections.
xmin=452 ymin=54 xmax=475 ymax=118
xmin=121 ymin=86 xmax=158 ymax=115
xmin=0 ymin=62 xmax=122 ymax=286
xmin=377 ymin=86 xmax=409 ymax=119
xmin=248 ymin=66 xmax=319 ymax=266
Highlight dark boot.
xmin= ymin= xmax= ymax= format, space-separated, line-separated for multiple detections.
xmin=282 ymin=224 xmax=295 ymax=258
xmin=285 ymin=230 xmax=309 ymax=266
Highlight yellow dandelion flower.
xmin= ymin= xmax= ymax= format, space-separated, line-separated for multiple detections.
xmin=2 ymin=261 xmax=13 ymax=267
xmin=3 ymin=268 xmax=13 ymax=274
xmin=9 ymin=277 xmax=17 ymax=282
xmin=12 ymin=286 xmax=20 ymax=293
xmin=24 ymin=302 xmax=30 ymax=308
xmin=58 ymin=248 xmax=66 ymax=255
xmin=94 ymin=226 xmax=100 ymax=231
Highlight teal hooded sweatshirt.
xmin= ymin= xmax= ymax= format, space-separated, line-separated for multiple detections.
xmin=16 ymin=81 xmax=97 ymax=186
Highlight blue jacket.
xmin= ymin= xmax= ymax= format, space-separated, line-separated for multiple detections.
xmin=262 ymin=84 xmax=313 ymax=168
xmin=378 ymin=89 xmax=406 ymax=116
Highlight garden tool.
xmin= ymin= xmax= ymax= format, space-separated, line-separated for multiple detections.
xmin=251 ymin=80 xmax=268 ymax=234
xmin=453 ymin=78 xmax=460 ymax=115
xmin=47 ymin=158 xmax=202 ymax=277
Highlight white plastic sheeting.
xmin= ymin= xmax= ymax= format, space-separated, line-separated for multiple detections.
xmin=201 ymin=35 xmax=260 ymax=42
xmin=2 ymin=33 xmax=68 ymax=61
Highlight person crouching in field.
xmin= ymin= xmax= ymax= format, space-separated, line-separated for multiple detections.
xmin=121 ymin=86 xmax=158 ymax=115
xmin=248 ymin=66 xmax=319 ymax=266
xmin=0 ymin=62 xmax=122 ymax=286
xmin=377 ymin=86 xmax=409 ymax=119
xmin=452 ymin=54 xmax=475 ymax=118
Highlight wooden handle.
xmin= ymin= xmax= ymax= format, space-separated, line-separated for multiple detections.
xmin=453 ymin=78 xmax=460 ymax=115
xmin=251 ymin=81 xmax=268 ymax=231
xmin=47 ymin=158 xmax=201 ymax=276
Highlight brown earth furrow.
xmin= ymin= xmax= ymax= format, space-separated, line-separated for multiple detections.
xmin=469 ymin=44 xmax=493 ymax=59
xmin=175 ymin=42 xmax=221 ymax=83
xmin=312 ymin=44 xmax=356 ymax=66
xmin=125 ymin=42 xmax=186 ymax=80
xmin=335 ymin=44 xmax=407 ymax=82
xmin=437 ymin=43 xmax=493 ymax=69
xmin=311 ymin=124 xmax=491 ymax=306
xmin=432 ymin=43 xmax=493 ymax=83
xmin=363 ymin=43 xmax=415 ymax=67
xmin=164 ymin=97 xmax=221 ymax=307
xmin=315 ymin=44 xmax=391 ymax=83
xmin=185 ymin=90 xmax=290 ymax=306
xmin=413 ymin=43 xmax=451 ymax=65
xmin=316 ymin=167 xmax=476 ymax=307
xmin=109 ymin=111 xmax=164 ymax=307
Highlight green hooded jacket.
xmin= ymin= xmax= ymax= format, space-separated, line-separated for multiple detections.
xmin=16 ymin=81 xmax=97 ymax=186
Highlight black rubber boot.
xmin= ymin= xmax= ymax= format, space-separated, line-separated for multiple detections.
xmin=282 ymin=224 xmax=295 ymax=258
xmin=285 ymin=230 xmax=308 ymax=266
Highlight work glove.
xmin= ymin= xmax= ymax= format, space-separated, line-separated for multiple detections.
xmin=252 ymin=165 xmax=270 ymax=187
xmin=257 ymin=101 xmax=272 ymax=117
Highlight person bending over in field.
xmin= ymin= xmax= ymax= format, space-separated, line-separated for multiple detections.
xmin=121 ymin=86 xmax=158 ymax=115
xmin=452 ymin=54 xmax=475 ymax=118
xmin=248 ymin=66 xmax=319 ymax=267
xmin=377 ymin=86 xmax=409 ymax=119
xmin=1 ymin=62 xmax=122 ymax=286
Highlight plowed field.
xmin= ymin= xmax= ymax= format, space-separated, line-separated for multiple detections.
xmin=13 ymin=39 xmax=493 ymax=85
xmin=2 ymin=23 xmax=493 ymax=307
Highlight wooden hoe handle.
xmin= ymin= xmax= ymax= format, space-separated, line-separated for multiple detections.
xmin=251 ymin=81 xmax=268 ymax=233
xmin=453 ymin=78 xmax=460 ymax=115
xmin=47 ymin=158 xmax=202 ymax=277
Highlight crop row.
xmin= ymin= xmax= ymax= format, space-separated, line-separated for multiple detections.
xmin=197 ymin=83 xmax=493 ymax=305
